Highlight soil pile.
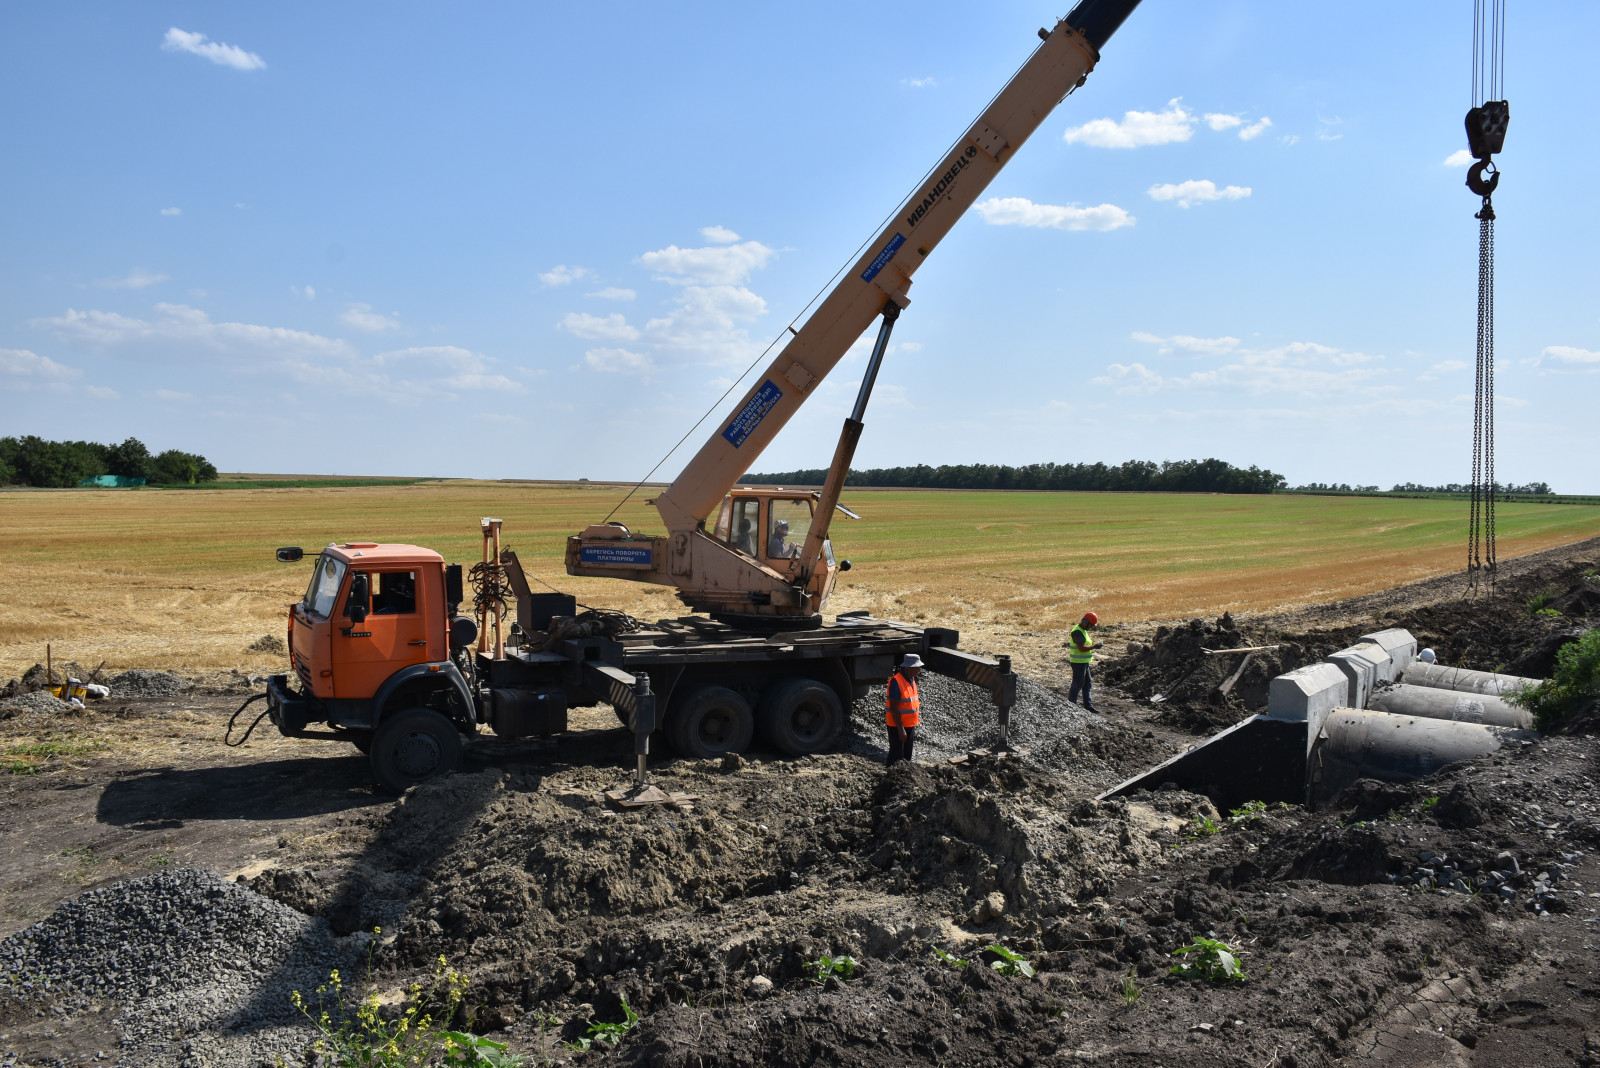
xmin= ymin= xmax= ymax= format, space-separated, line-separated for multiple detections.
xmin=107 ymin=670 xmax=190 ymax=698
xmin=0 ymin=690 xmax=75 ymax=719
xmin=847 ymin=673 xmax=1123 ymax=787
xmin=0 ymin=868 xmax=355 ymax=1067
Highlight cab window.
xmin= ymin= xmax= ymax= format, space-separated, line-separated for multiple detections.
xmin=373 ymin=571 xmax=417 ymax=615
xmin=722 ymin=498 xmax=760 ymax=557
xmin=766 ymin=499 xmax=813 ymax=560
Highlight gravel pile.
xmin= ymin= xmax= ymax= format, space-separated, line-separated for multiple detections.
xmin=0 ymin=868 xmax=358 ymax=1066
xmin=848 ymin=672 xmax=1119 ymax=787
xmin=0 ymin=690 xmax=75 ymax=717
xmin=107 ymin=669 xmax=190 ymax=697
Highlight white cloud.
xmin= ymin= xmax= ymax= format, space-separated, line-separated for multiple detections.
xmin=1204 ymin=113 xmax=1243 ymax=132
xmin=1093 ymin=339 xmax=1389 ymax=397
xmin=903 ymin=77 xmax=937 ymax=88
xmin=897 ymin=341 xmax=923 ymax=353
xmin=583 ymin=347 xmax=655 ymax=374
xmin=0 ymin=348 xmax=80 ymax=382
xmin=160 ymin=207 xmax=181 ymax=216
xmin=1238 ymin=117 xmax=1273 ymax=141
xmin=85 ymin=385 xmax=118 ymax=399
xmin=1147 ymin=180 xmax=1251 ymax=208
xmin=371 ymin=345 xmax=527 ymax=393
xmin=1443 ymin=149 xmax=1474 ymax=167
xmin=699 ymin=226 xmax=740 ymax=244
xmin=539 ymin=264 xmax=592 ymax=287
xmin=560 ymin=311 xmax=640 ymax=342
xmin=1317 ymin=115 xmax=1344 ymax=141
xmin=291 ymin=285 xmax=316 ymax=301
xmin=98 ymin=268 xmax=169 ymax=290
xmin=1543 ymin=345 xmax=1600 ymax=365
xmin=1281 ymin=134 xmax=1300 ymax=147
xmin=153 ymin=388 xmax=196 ymax=401
xmin=340 ymin=303 xmax=400 ymax=333
xmin=37 ymin=303 xmax=353 ymax=360
xmin=644 ymin=285 xmax=768 ymax=364
xmin=974 ymin=196 xmax=1135 ymax=232
xmin=1430 ymin=359 xmax=1470 ymax=371
xmin=1132 ymin=331 xmax=1240 ymax=356
xmin=161 ymin=28 xmax=265 ymax=71
xmin=638 ymin=240 xmax=777 ymax=285
xmin=1064 ymin=99 xmax=1194 ymax=148
xmin=586 ymin=287 xmax=636 ymax=301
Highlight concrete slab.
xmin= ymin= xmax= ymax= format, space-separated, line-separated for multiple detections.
xmin=1267 ymin=662 xmax=1349 ymax=755
xmin=1359 ymin=628 xmax=1418 ymax=680
xmin=1325 ymin=642 xmax=1391 ymax=709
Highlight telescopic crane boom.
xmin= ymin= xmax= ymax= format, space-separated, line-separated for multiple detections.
xmin=569 ymin=0 xmax=1142 ymax=624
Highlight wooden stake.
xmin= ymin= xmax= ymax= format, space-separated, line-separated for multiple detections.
xmin=490 ymin=518 xmax=504 ymax=660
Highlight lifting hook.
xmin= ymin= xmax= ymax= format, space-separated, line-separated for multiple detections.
xmin=1466 ymin=159 xmax=1500 ymax=198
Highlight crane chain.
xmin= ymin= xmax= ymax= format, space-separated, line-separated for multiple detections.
xmin=1468 ymin=196 xmax=1496 ymax=588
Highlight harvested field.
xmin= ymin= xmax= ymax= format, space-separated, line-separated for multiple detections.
xmin=2 ymin=541 xmax=1599 ymax=1066
xmin=2 ymin=482 xmax=1598 ymax=679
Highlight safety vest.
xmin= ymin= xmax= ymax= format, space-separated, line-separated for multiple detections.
xmin=1069 ymin=625 xmax=1096 ymax=665
xmin=886 ymin=673 xmax=921 ymax=727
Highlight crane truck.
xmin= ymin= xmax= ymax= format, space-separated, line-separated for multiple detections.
xmin=263 ymin=0 xmax=1143 ymax=794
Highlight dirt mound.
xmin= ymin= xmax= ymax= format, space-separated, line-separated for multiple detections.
xmin=0 ymin=868 xmax=355 ymax=1067
xmin=107 ymin=669 xmax=190 ymax=697
xmin=847 ymin=672 xmax=1123 ymax=788
xmin=247 ymin=634 xmax=287 ymax=656
xmin=0 ymin=689 xmax=75 ymax=718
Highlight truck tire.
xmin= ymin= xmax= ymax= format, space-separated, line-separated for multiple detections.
xmin=669 ymin=686 xmax=754 ymax=759
xmin=369 ymin=707 xmax=462 ymax=794
xmin=757 ymin=676 xmax=844 ymax=757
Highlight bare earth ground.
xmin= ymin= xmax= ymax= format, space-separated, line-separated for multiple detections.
xmin=1 ymin=539 xmax=1598 ymax=1066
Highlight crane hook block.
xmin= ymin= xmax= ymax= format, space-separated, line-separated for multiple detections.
xmin=1464 ymin=101 xmax=1510 ymax=160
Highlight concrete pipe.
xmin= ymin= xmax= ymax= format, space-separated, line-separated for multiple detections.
xmin=1400 ymin=662 xmax=1538 ymax=698
xmin=1367 ymin=683 xmax=1533 ymax=729
xmin=1309 ymin=708 xmax=1535 ymax=809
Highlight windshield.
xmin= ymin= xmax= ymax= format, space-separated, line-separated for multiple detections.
xmin=301 ymin=555 xmax=347 ymax=618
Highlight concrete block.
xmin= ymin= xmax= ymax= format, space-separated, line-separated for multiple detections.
xmin=1359 ymin=628 xmax=1417 ymax=679
xmin=1324 ymin=642 xmax=1391 ymax=709
xmin=1268 ymin=662 xmax=1349 ymax=724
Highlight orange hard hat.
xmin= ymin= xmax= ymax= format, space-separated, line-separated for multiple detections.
xmin=1082 ymin=611 xmax=1099 ymax=625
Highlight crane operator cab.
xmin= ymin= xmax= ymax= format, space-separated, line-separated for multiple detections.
xmin=710 ymin=488 xmax=844 ymax=575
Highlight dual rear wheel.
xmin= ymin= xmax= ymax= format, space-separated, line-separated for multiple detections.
xmin=666 ymin=677 xmax=843 ymax=759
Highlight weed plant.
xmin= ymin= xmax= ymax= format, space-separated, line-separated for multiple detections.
xmin=566 ymin=999 xmax=638 ymax=1052
xmin=1510 ymin=628 xmax=1600 ymax=730
xmin=932 ymin=947 xmax=968 ymax=969
xmin=1169 ymin=937 xmax=1246 ymax=984
xmin=1120 ymin=971 xmax=1142 ymax=1005
xmin=806 ymin=954 xmax=860 ymax=985
xmin=985 ymin=944 xmax=1035 ymax=978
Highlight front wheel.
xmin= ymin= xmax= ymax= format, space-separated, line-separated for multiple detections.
xmin=668 ymin=686 xmax=754 ymax=759
xmin=369 ymin=707 xmax=462 ymax=794
xmin=758 ymin=677 xmax=844 ymax=756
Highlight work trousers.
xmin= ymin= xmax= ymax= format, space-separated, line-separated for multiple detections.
xmin=886 ymin=725 xmax=916 ymax=766
xmin=1069 ymin=662 xmax=1093 ymax=706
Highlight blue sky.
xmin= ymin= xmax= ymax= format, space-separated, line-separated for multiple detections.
xmin=3 ymin=2 xmax=1596 ymax=491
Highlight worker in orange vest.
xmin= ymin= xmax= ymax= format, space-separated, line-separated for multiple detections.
xmin=886 ymin=653 xmax=923 ymax=766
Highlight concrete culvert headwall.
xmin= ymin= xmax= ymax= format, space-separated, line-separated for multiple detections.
xmin=1400 ymin=662 xmax=1538 ymax=698
xmin=1367 ymin=682 xmax=1533 ymax=729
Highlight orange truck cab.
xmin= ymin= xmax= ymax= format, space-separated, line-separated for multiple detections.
xmin=267 ymin=542 xmax=572 ymax=792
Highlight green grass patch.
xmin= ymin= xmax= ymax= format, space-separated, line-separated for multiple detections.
xmin=1510 ymin=628 xmax=1600 ymax=730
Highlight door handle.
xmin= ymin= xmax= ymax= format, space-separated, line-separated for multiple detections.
xmin=408 ymin=640 xmax=428 ymax=646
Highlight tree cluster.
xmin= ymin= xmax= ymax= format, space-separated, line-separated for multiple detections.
xmin=1390 ymin=481 xmax=1553 ymax=495
xmin=740 ymin=458 xmax=1286 ymax=494
xmin=0 ymin=436 xmax=218 ymax=488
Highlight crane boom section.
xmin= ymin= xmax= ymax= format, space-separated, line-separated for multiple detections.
xmin=651 ymin=16 xmax=1112 ymax=533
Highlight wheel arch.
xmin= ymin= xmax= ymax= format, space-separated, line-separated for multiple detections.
xmin=373 ymin=662 xmax=474 ymax=731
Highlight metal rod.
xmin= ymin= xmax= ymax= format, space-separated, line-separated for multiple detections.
xmin=850 ymin=303 xmax=901 ymax=422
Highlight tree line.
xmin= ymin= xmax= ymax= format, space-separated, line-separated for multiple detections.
xmin=0 ymin=436 xmax=218 ymax=488
xmin=1293 ymin=480 xmax=1554 ymax=495
xmin=740 ymin=458 xmax=1286 ymax=494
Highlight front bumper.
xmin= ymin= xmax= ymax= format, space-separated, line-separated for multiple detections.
xmin=266 ymin=673 xmax=316 ymax=736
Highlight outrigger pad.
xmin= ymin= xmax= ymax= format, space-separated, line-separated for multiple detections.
xmin=604 ymin=785 xmax=700 ymax=811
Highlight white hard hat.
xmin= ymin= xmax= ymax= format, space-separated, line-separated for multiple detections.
xmin=900 ymin=653 xmax=924 ymax=669
xmin=1418 ymin=648 xmax=1437 ymax=664
xmin=775 ymin=519 xmax=789 ymax=530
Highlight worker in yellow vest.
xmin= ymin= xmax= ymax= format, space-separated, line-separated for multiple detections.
xmin=885 ymin=653 xmax=923 ymax=766
xmin=1068 ymin=611 xmax=1101 ymax=713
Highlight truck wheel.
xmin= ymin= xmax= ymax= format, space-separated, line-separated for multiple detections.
xmin=758 ymin=677 xmax=844 ymax=757
xmin=369 ymin=707 xmax=462 ymax=794
xmin=669 ymin=686 xmax=754 ymax=759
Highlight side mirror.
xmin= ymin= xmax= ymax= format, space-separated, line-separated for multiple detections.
xmin=276 ymin=547 xmax=304 ymax=562
xmin=839 ymin=559 xmax=852 ymax=572
xmin=347 ymin=572 xmax=370 ymax=624
xmin=445 ymin=563 xmax=464 ymax=611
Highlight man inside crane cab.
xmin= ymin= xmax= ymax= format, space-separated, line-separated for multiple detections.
xmin=766 ymin=499 xmax=813 ymax=561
